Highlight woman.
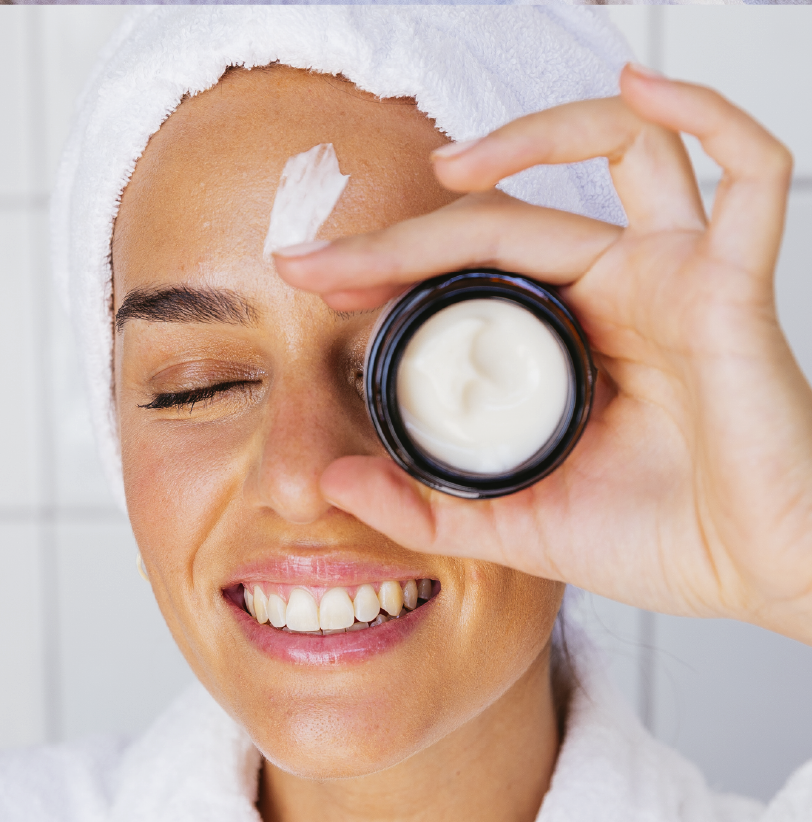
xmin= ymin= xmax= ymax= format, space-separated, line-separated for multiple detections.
xmin=4 ymin=7 xmax=811 ymax=821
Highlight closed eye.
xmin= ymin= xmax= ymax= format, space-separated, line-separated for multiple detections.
xmin=139 ymin=380 xmax=261 ymax=413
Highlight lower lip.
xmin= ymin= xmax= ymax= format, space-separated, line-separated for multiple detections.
xmin=227 ymin=595 xmax=434 ymax=666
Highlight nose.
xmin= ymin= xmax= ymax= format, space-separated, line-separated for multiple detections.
xmin=245 ymin=369 xmax=371 ymax=525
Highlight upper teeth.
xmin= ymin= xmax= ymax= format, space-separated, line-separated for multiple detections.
xmin=353 ymin=584 xmax=380 ymax=623
xmin=243 ymin=579 xmax=434 ymax=633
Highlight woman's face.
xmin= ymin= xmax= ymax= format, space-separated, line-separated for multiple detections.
xmin=113 ymin=66 xmax=564 ymax=779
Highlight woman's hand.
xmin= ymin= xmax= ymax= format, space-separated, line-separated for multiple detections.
xmin=275 ymin=64 xmax=812 ymax=645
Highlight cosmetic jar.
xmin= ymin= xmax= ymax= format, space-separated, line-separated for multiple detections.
xmin=364 ymin=270 xmax=594 ymax=498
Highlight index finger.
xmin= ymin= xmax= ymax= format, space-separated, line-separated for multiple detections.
xmin=273 ymin=192 xmax=620 ymax=310
xmin=431 ymin=89 xmax=705 ymax=235
xmin=618 ymin=68 xmax=793 ymax=278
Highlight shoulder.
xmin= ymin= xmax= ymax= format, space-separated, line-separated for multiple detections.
xmin=761 ymin=761 xmax=812 ymax=822
xmin=542 ymin=633 xmax=769 ymax=822
xmin=0 ymin=734 xmax=128 ymax=822
xmin=545 ymin=629 xmax=812 ymax=822
xmin=0 ymin=684 xmax=261 ymax=822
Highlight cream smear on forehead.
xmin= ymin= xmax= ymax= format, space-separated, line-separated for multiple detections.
xmin=397 ymin=299 xmax=572 ymax=475
xmin=263 ymin=143 xmax=349 ymax=257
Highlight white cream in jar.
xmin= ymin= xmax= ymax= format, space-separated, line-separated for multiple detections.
xmin=396 ymin=299 xmax=572 ymax=474
xmin=365 ymin=271 xmax=593 ymax=498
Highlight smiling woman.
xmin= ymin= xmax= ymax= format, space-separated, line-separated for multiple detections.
xmin=110 ymin=66 xmax=564 ymax=796
xmin=7 ymin=5 xmax=812 ymax=822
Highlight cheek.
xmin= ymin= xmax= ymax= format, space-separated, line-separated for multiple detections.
xmin=119 ymin=409 xmax=262 ymax=695
xmin=456 ymin=565 xmax=564 ymax=692
xmin=120 ymin=410 xmax=255 ymax=567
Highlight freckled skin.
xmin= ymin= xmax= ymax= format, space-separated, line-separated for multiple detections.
xmin=113 ymin=67 xmax=564 ymax=822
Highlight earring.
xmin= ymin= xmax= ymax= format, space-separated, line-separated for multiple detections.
xmin=136 ymin=552 xmax=150 ymax=582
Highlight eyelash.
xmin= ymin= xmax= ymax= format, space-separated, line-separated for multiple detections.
xmin=140 ymin=380 xmax=260 ymax=413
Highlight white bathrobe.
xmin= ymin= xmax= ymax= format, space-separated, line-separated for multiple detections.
xmin=2 ymin=646 xmax=811 ymax=822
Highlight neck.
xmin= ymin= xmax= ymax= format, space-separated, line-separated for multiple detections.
xmin=258 ymin=649 xmax=562 ymax=822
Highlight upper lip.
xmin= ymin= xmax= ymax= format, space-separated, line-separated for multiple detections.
xmin=222 ymin=551 xmax=432 ymax=590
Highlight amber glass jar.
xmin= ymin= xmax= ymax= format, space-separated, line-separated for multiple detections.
xmin=364 ymin=270 xmax=594 ymax=498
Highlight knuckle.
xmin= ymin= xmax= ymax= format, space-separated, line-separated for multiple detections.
xmin=759 ymin=139 xmax=794 ymax=181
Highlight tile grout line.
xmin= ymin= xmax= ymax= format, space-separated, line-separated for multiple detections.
xmin=634 ymin=4 xmax=665 ymax=735
xmin=26 ymin=7 xmax=61 ymax=745
xmin=647 ymin=5 xmax=665 ymax=73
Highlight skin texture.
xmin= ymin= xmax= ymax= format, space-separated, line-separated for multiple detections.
xmin=278 ymin=64 xmax=812 ymax=648
xmin=113 ymin=67 xmax=564 ymax=822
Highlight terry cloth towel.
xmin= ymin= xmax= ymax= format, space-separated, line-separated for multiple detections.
xmin=2 ymin=640 xmax=812 ymax=821
xmin=51 ymin=5 xmax=632 ymax=510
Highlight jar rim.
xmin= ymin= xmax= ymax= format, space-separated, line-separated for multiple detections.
xmin=364 ymin=270 xmax=595 ymax=499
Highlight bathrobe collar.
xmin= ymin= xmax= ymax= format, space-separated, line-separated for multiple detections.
xmin=108 ymin=651 xmax=765 ymax=822
xmin=110 ymin=685 xmax=261 ymax=822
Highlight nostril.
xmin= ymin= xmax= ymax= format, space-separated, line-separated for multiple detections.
xmin=249 ymin=426 xmax=337 ymax=524
xmin=264 ymin=478 xmax=333 ymax=525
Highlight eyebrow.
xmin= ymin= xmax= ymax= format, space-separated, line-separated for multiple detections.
xmin=115 ymin=285 xmax=259 ymax=332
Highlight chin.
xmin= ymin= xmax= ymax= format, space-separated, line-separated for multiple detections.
xmin=247 ymin=703 xmax=438 ymax=780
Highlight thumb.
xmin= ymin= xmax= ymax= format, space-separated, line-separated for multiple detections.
xmin=320 ymin=456 xmax=437 ymax=550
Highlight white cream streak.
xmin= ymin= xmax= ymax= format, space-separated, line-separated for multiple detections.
xmin=263 ymin=143 xmax=349 ymax=258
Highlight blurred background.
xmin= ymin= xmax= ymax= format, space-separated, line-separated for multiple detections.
xmin=1 ymin=5 xmax=811 ymax=804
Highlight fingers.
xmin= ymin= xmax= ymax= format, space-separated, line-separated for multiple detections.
xmin=279 ymin=66 xmax=790 ymax=306
xmin=431 ymin=93 xmax=706 ymax=235
xmin=276 ymin=192 xmax=621 ymax=308
xmin=320 ymin=456 xmax=437 ymax=550
xmin=619 ymin=65 xmax=793 ymax=278
xmin=321 ymin=455 xmax=559 ymax=579
xmin=320 ymin=456 xmax=522 ymax=571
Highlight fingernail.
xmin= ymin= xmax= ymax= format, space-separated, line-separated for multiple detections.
xmin=273 ymin=239 xmax=332 ymax=258
xmin=431 ymin=137 xmax=482 ymax=160
xmin=626 ymin=62 xmax=666 ymax=80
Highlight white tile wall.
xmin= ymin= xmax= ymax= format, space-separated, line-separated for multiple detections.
xmin=0 ymin=524 xmax=46 ymax=747
xmin=51 ymin=286 xmax=119 ymax=510
xmin=776 ymin=192 xmax=812 ymax=382
xmin=56 ymin=521 xmax=192 ymax=741
xmin=1 ymin=6 xmax=811 ymax=807
xmin=606 ymin=7 xmax=812 ymax=800
xmin=38 ymin=8 xmax=131 ymax=191
xmin=651 ymin=616 xmax=812 ymax=801
xmin=0 ymin=6 xmax=191 ymax=751
xmin=661 ymin=8 xmax=812 ymax=183
xmin=0 ymin=10 xmax=34 ymax=198
xmin=607 ymin=8 xmax=812 ymax=185
xmin=601 ymin=6 xmax=653 ymax=65
xmin=0 ymin=213 xmax=40 ymax=510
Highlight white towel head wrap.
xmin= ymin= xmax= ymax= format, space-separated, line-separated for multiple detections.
xmin=51 ymin=6 xmax=631 ymax=510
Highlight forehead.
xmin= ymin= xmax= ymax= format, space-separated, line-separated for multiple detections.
xmin=112 ymin=66 xmax=452 ymax=308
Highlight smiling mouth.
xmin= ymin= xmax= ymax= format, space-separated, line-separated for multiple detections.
xmin=231 ymin=578 xmax=440 ymax=635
